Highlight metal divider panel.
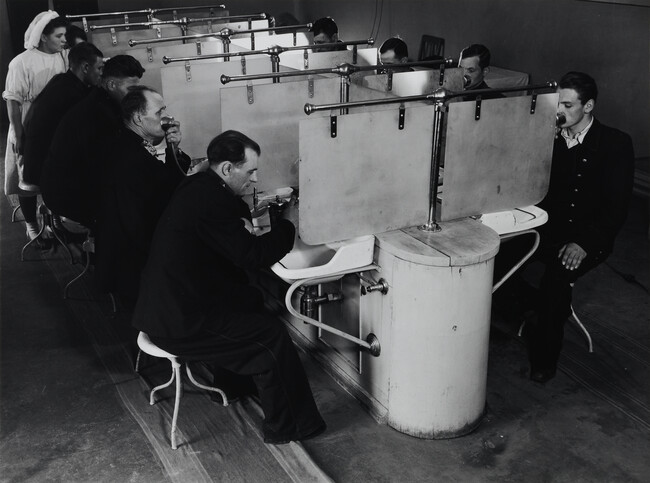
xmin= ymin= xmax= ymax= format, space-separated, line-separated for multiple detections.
xmin=299 ymin=105 xmax=436 ymax=244
xmin=126 ymin=41 xmax=224 ymax=94
xmin=88 ymin=25 xmax=183 ymax=58
xmin=220 ymin=76 xmax=342 ymax=192
xmin=160 ymin=58 xmax=274 ymax=159
xmin=361 ymin=67 xmax=464 ymax=96
xmin=440 ymin=92 xmax=558 ymax=221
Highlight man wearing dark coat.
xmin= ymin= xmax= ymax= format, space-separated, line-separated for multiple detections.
xmin=96 ymin=86 xmax=191 ymax=309
xmin=458 ymin=44 xmax=503 ymax=100
xmin=132 ymin=130 xmax=326 ymax=445
xmin=41 ymin=55 xmax=144 ymax=228
xmin=498 ymin=72 xmax=634 ymax=383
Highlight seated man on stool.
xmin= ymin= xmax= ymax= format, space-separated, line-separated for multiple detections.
xmin=379 ymin=37 xmax=413 ymax=73
xmin=132 ymin=130 xmax=326 ymax=444
xmin=497 ymin=72 xmax=634 ymax=383
xmin=96 ymin=86 xmax=192 ymax=309
xmin=310 ymin=17 xmax=346 ymax=52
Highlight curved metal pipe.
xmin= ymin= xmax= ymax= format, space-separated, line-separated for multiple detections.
xmin=284 ymin=264 xmax=382 ymax=357
xmin=129 ymin=23 xmax=312 ymax=47
xmin=66 ymin=5 xmax=226 ymax=20
xmin=492 ymin=230 xmax=540 ymax=293
xmin=163 ymin=38 xmax=374 ymax=64
xmin=304 ymin=81 xmax=558 ymax=114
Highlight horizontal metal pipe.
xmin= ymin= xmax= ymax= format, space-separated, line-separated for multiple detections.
xmin=90 ymin=13 xmax=268 ymax=31
xmin=304 ymin=81 xmax=558 ymax=114
xmin=221 ymin=66 xmax=334 ymax=84
xmin=129 ymin=23 xmax=312 ymax=47
xmin=66 ymin=5 xmax=226 ymax=20
xmin=163 ymin=38 xmax=374 ymax=64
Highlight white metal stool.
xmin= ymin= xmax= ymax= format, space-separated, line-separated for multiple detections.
xmin=135 ymin=331 xmax=229 ymax=449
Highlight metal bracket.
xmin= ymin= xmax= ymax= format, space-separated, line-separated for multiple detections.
xmin=195 ymin=41 xmax=202 ymax=55
xmin=530 ymin=93 xmax=537 ymax=114
xmin=146 ymin=46 xmax=153 ymax=62
xmin=308 ymin=76 xmax=314 ymax=98
xmin=110 ymin=28 xmax=117 ymax=45
xmin=293 ymin=32 xmax=297 ymax=46
xmin=352 ymin=46 xmax=358 ymax=64
xmin=241 ymin=57 xmax=247 ymax=74
xmin=330 ymin=116 xmax=337 ymax=138
xmin=303 ymin=49 xmax=309 ymax=69
xmin=172 ymin=10 xmax=178 ymax=20
xmin=386 ymin=70 xmax=394 ymax=91
xmin=398 ymin=105 xmax=405 ymax=130
xmin=82 ymin=17 xmax=88 ymax=33
xmin=207 ymin=19 xmax=213 ymax=33
xmin=124 ymin=14 xmax=129 ymax=29
xmin=247 ymin=83 xmax=254 ymax=104
xmin=439 ymin=64 xmax=445 ymax=86
xmin=250 ymin=32 xmax=255 ymax=50
xmin=248 ymin=18 xmax=253 ymax=29
xmin=155 ymin=26 xmax=162 ymax=38
xmin=474 ymin=98 xmax=482 ymax=120
xmin=184 ymin=61 xmax=192 ymax=82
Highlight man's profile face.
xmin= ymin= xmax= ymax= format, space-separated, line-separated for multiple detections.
xmin=226 ymin=147 xmax=259 ymax=196
xmin=459 ymin=55 xmax=485 ymax=89
xmin=557 ymin=88 xmax=592 ymax=130
xmin=138 ymin=90 xmax=167 ymax=143
xmin=84 ymin=56 xmax=105 ymax=87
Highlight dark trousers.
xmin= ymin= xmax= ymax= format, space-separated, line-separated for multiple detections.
xmin=151 ymin=307 xmax=324 ymax=442
xmin=495 ymin=235 xmax=604 ymax=372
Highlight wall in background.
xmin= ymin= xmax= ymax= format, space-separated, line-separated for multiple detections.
xmin=300 ymin=0 xmax=650 ymax=158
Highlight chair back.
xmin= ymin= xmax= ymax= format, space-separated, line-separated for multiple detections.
xmin=418 ymin=34 xmax=445 ymax=61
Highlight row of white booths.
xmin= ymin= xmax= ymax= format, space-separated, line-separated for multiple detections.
xmin=74 ymin=5 xmax=557 ymax=439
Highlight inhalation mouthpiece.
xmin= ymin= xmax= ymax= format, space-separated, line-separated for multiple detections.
xmin=555 ymin=113 xmax=566 ymax=127
xmin=161 ymin=115 xmax=175 ymax=131
xmin=463 ymin=75 xmax=471 ymax=88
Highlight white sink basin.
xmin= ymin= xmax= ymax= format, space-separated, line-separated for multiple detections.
xmin=271 ymin=235 xmax=375 ymax=284
xmin=477 ymin=206 xmax=548 ymax=236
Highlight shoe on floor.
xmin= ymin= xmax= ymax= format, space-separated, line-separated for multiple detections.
xmin=263 ymin=422 xmax=327 ymax=445
xmin=530 ymin=368 xmax=556 ymax=384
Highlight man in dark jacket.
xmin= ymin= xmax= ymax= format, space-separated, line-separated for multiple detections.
xmin=41 ymin=55 xmax=144 ymax=228
xmin=96 ymin=86 xmax=191 ymax=309
xmin=521 ymin=72 xmax=634 ymax=383
xmin=132 ymin=130 xmax=325 ymax=444
xmin=458 ymin=44 xmax=503 ymax=100
xmin=19 ymin=42 xmax=104 ymax=235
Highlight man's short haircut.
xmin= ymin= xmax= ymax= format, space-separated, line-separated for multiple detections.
xmin=121 ymin=86 xmax=158 ymax=121
xmin=311 ymin=17 xmax=338 ymax=37
xmin=42 ymin=17 xmax=69 ymax=36
xmin=207 ymin=130 xmax=261 ymax=167
xmin=558 ymin=71 xmax=598 ymax=104
xmin=460 ymin=44 xmax=491 ymax=69
xmin=102 ymin=55 xmax=145 ymax=80
xmin=68 ymin=42 xmax=103 ymax=69
xmin=380 ymin=37 xmax=408 ymax=60
xmin=65 ymin=24 xmax=87 ymax=46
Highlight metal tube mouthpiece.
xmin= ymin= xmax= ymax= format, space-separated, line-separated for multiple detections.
xmin=161 ymin=115 xmax=175 ymax=131
xmin=556 ymin=113 xmax=566 ymax=127
xmin=463 ymin=75 xmax=471 ymax=88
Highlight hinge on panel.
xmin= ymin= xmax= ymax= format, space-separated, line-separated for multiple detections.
xmin=530 ymin=94 xmax=537 ymax=114
xmin=241 ymin=57 xmax=247 ymax=74
xmin=247 ymin=83 xmax=254 ymax=104
xmin=352 ymin=45 xmax=358 ymax=64
xmin=398 ymin=105 xmax=405 ymax=130
xmin=146 ymin=46 xmax=153 ymax=62
xmin=439 ymin=64 xmax=445 ymax=86
xmin=386 ymin=70 xmax=393 ymax=91
xmin=303 ymin=49 xmax=309 ymax=69
xmin=250 ymin=32 xmax=255 ymax=50
xmin=155 ymin=27 xmax=162 ymax=38
xmin=293 ymin=32 xmax=297 ymax=46
xmin=330 ymin=116 xmax=337 ymax=138
xmin=196 ymin=41 xmax=202 ymax=56
xmin=124 ymin=14 xmax=129 ymax=29
xmin=475 ymin=98 xmax=482 ymax=120
xmin=308 ymin=76 xmax=314 ymax=98
xmin=185 ymin=61 xmax=192 ymax=82
xmin=82 ymin=17 xmax=88 ymax=32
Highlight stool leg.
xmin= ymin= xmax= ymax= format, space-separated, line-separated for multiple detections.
xmin=171 ymin=364 xmax=182 ymax=450
xmin=186 ymin=364 xmax=229 ymax=406
xmin=64 ymin=249 xmax=92 ymax=298
xmin=45 ymin=214 xmax=74 ymax=265
xmin=135 ymin=349 xmax=143 ymax=373
xmin=108 ymin=293 xmax=117 ymax=313
xmin=11 ymin=204 xmax=21 ymax=222
xmin=150 ymin=365 xmax=176 ymax=405
xmin=570 ymin=305 xmax=593 ymax=353
xmin=21 ymin=222 xmax=47 ymax=261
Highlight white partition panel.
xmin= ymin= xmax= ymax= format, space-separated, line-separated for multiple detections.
xmin=88 ymin=25 xmax=184 ymax=58
xmin=299 ymin=105 xmax=435 ymax=244
xmin=362 ymin=67 xmax=464 ymax=96
xmin=220 ymin=76 xmax=342 ymax=192
xmin=161 ymin=58 xmax=275 ymax=159
xmin=279 ymin=49 xmax=355 ymax=71
xmin=441 ymin=93 xmax=558 ymax=220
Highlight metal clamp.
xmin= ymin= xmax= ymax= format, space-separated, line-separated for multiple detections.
xmin=530 ymin=93 xmax=537 ymax=114
xmin=124 ymin=13 xmax=129 ymax=29
xmin=110 ymin=28 xmax=117 ymax=45
xmin=247 ymin=83 xmax=254 ymax=104
xmin=250 ymin=32 xmax=255 ymax=50
xmin=146 ymin=46 xmax=153 ymax=62
xmin=195 ymin=41 xmax=202 ymax=55
xmin=184 ymin=61 xmax=192 ymax=82
xmin=308 ymin=76 xmax=314 ymax=98
xmin=303 ymin=49 xmax=309 ymax=69
xmin=398 ymin=106 xmax=406 ymax=130
xmin=352 ymin=45 xmax=358 ymax=64
xmin=82 ymin=17 xmax=89 ymax=32
xmin=474 ymin=98 xmax=482 ymax=121
xmin=439 ymin=64 xmax=445 ymax=86
xmin=241 ymin=57 xmax=247 ymax=74
xmin=360 ymin=278 xmax=389 ymax=295
xmin=386 ymin=70 xmax=394 ymax=91
xmin=330 ymin=116 xmax=337 ymax=138
xmin=155 ymin=26 xmax=162 ymax=38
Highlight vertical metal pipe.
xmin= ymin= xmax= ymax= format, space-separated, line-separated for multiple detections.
xmin=271 ymin=54 xmax=280 ymax=83
xmin=420 ymin=101 xmax=445 ymax=232
xmin=339 ymin=76 xmax=350 ymax=115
